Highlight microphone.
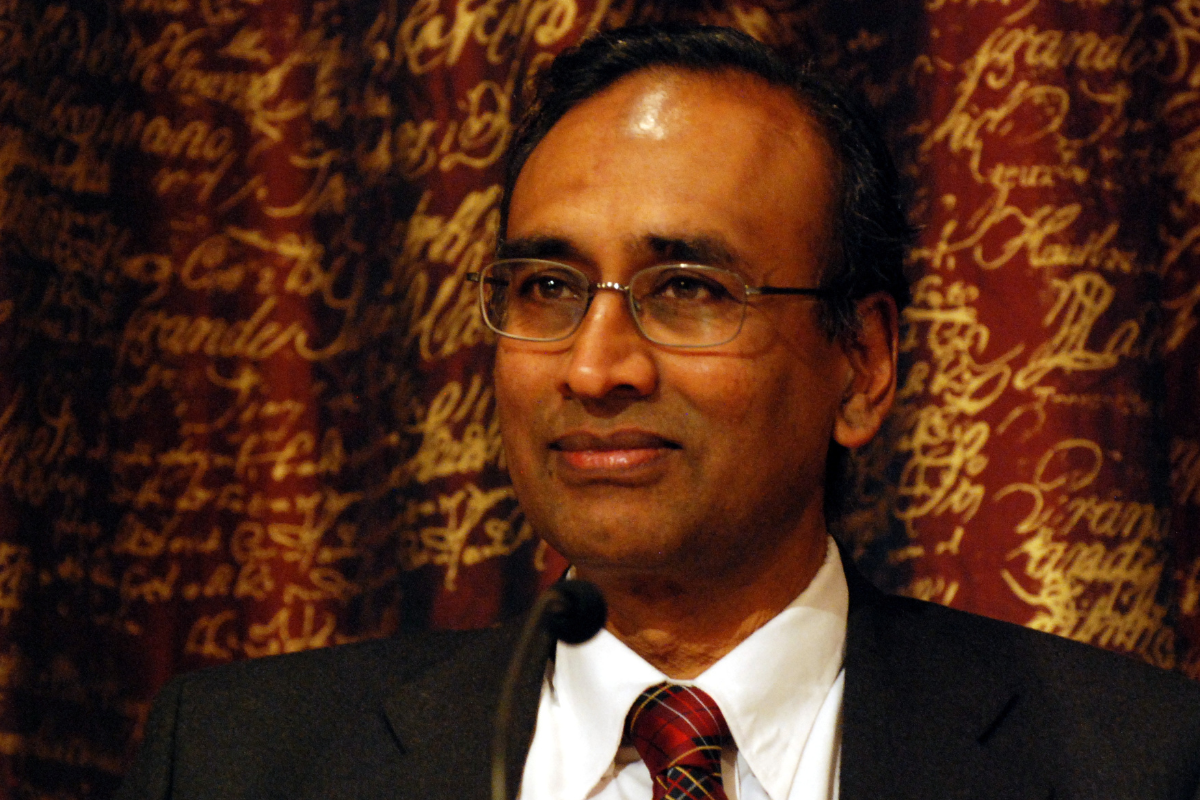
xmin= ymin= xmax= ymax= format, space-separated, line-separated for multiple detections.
xmin=491 ymin=580 xmax=607 ymax=800
xmin=542 ymin=579 xmax=607 ymax=645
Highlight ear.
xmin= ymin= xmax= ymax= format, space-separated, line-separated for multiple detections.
xmin=833 ymin=293 xmax=899 ymax=449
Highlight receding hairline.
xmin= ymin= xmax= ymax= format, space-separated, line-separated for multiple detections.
xmin=508 ymin=64 xmax=844 ymax=292
xmin=514 ymin=62 xmax=842 ymax=193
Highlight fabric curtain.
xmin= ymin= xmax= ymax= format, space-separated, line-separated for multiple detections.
xmin=0 ymin=0 xmax=1195 ymax=796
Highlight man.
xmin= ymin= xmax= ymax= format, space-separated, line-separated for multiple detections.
xmin=118 ymin=24 xmax=1200 ymax=800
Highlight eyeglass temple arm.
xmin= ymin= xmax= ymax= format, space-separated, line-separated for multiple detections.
xmin=749 ymin=286 xmax=828 ymax=297
xmin=465 ymin=273 xmax=508 ymax=286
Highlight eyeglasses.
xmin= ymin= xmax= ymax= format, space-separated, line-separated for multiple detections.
xmin=466 ymin=259 xmax=829 ymax=348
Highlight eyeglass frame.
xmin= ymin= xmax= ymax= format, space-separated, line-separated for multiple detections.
xmin=465 ymin=258 xmax=832 ymax=348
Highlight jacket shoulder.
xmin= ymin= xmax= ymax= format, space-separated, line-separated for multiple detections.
xmin=118 ymin=626 xmax=514 ymax=800
xmin=863 ymin=591 xmax=1200 ymax=707
xmin=167 ymin=627 xmax=497 ymax=721
xmin=846 ymin=589 xmax=1200 ymax=799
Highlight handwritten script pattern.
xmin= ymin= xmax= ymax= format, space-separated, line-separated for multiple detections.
xmin=0 ymin=1 xmax=1194 ymax=797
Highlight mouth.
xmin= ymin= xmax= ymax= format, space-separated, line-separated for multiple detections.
xmin=549 ymin=430 xmax=681 ymax=475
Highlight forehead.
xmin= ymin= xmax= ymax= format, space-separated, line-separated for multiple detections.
xmin=507 ymin=69 xmax=837 ymax=281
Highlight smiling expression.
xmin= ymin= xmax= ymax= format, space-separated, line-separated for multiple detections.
xmin=494 ymin=68 xmax=853 ymax=586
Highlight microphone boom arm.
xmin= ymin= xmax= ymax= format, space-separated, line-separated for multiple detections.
xmin=491 ymin=581 xmax=606 ymax=800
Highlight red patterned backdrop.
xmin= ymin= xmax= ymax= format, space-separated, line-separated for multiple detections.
xmin=0 ymin=0 xmax=1196 ymax=797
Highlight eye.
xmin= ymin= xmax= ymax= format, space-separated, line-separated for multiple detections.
xmin=648 ymin=269 xmax=737 ymax=303
xmin=516 ymin=269 xmax=584 ymax=302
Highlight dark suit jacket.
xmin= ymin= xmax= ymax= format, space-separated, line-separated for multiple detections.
xmin=117 ymin=571 xmax=1200 ymax=800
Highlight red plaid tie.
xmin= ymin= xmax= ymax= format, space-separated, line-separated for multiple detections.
xmin=625 ymin=683 xmax=733 ymax=800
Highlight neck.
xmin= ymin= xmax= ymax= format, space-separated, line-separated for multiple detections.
xmin=577 ymin=531 xmax=828 ymax=680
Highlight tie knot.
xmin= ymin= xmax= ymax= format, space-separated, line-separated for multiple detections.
xmin=625 ymin=683 xmax=732 ymax=799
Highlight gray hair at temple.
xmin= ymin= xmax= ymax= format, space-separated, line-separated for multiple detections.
xmin=498 ymin=22 xmax=914 ymax=343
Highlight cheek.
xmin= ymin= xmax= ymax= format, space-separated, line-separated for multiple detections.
xmin=770 ymin=355 xmax=845 ymax=461
xmin=683 ymin=353 xmax=839 ymax=463
xmin=670 ymin=359 xmax=759 ymax=424
xmin=493 ymin=351 xmax=541 ymax=463
xmin=495 ymin=345 xmax=547 ymax=400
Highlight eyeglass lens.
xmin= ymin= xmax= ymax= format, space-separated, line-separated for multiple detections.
xmin=478 ymin=260 xmax=749 ymax=347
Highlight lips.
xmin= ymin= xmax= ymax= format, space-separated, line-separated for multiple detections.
xmin=550 ymin=429 xmax=680 ymax=474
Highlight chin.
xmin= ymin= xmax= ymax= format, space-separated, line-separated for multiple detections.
xmin=544 ymin=528 xmax=675 ymax=574
xmin=571 ymin=546 xmax=672 ymax=571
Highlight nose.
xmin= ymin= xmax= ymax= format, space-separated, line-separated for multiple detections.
xmin=562 ymin=289 xmax=658 ymax=401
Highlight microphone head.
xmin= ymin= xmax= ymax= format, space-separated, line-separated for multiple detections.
xmin=544 ymin=580 xmax=607 ymax=645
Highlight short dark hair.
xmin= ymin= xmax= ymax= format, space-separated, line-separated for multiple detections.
xmin=500 ymin=23 xmax=913 ymax=341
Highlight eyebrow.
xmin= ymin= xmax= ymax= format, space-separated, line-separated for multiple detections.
xmin=495 ymin=236 xmax=582 ymax=262
xmin=497 ymin=233 xmax=740 ymax=269
xmin=643 ymin=234 xmax=737 ymax=269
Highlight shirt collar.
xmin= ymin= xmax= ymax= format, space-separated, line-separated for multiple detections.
xmin=548 ymin=537 xmax=848 ymax=800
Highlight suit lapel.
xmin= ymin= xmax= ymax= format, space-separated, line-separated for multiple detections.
xmin=839 ymin=564 xmax=1052 ymax=800
xmin=381 ymin=620 xmax=551 ymax=799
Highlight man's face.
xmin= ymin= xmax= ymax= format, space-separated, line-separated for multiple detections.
xmin=495 ymin=69 xmax=860 ymax=586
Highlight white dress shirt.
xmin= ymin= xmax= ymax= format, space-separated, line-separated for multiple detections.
xmin=519 ymin=537 xmax=848 ymax=800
